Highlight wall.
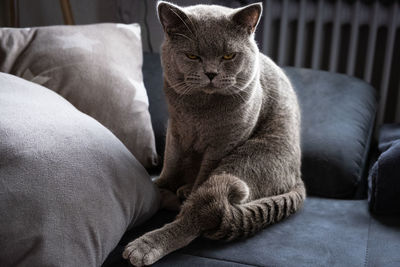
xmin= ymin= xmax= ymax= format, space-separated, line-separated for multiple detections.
xmin=0 ymin=0 xmax=248 ymax=52
xmin=0 ymin=0 xmax=214 ymax=52
xmin=118 ymin=0 xmax=214 ymax=52
xmin=0 ymin=0 xmax=119 ymax=27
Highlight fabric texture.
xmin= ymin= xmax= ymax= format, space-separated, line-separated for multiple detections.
xmin=368 ymin=124 xmax=400 ymax=215
xmin=103 ymin=197 xmax=400 ymax=267
xmin=0 ymin=23 xmax=158 ymax=169
xmin=141 ymin=54 xmax=377 ymax=198
xmin=0 ymin=73 xmax=160 ymax=267
xmin=284 ymin=67 xmax=377 ymax=198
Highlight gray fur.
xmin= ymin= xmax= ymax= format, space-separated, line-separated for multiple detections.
xmin=123 ymin=1 xmax=306 ymax=265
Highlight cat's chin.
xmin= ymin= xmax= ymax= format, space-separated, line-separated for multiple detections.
xmin=204 ymin=88 xmax=243 ymax=96
xmin=201 ymin=85 xmax=240 ymax=95
xmin=202 ymin=88 xmax=218 ymax=94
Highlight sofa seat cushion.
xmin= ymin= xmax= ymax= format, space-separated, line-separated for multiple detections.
xmin=142 ymin=53 xmax=169 ymax=163
xmin=0 ymin=73 xmax=159 ymax=266
xmin=103 ymin=198 xmax=400 ymax=267
xmin=369 ymin=124 xmax=400 ymax=215
xmin=142 ymin=53 xmax=377 ymax=198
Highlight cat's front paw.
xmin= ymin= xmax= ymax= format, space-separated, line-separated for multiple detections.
xmin=123 ymin=237 xmax=164 ymax=266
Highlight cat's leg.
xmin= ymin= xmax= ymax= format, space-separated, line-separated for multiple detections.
xmin=155 ymin=128 xmax=186 ymax=211
xmin=122 ymin=214 xmax=200 ymax=266
xmin=122 ymin=176 xmax=229 ymax=266
xmin=155 ymin=128 xmax=183 ymax=191
xmin=191 ymin=150 xmax=227 ymax=191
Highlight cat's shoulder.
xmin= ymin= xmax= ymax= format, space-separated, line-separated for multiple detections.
xmin=258 ymin=53 xmax=285 ymax=78
xmin=258 ymin=53 xmax=291 ymax=88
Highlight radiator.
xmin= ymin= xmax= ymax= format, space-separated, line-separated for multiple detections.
xmin=259 ymin=0 xmax=400 ymax=127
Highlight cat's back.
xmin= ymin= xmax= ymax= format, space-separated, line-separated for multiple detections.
xmin=258 ymin=53 xmax=297 ymax=103
xmin=257 ymin=52 xmax=300 ymax=127
xmin=258 ymin=53 xmax=292 ymax=94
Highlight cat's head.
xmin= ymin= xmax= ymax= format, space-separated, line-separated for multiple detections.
xmin=157 ymin=1 xmax=262 ymax=95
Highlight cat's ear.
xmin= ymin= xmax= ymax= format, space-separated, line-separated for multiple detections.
xmin=157 ymin=1 xmax=192 ymax=36
xmin=232 ymin=2 xmax=263 ymax=34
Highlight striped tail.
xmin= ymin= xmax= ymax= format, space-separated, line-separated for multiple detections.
xmin=196 ymin=174 xmax=306 ymax=241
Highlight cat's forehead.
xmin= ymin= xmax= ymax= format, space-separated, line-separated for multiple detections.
xmin=178 ymin=5 xmax=245 ymax=53
xmin=183 ymin=4 xmax=234 ymax=18
xmin=183 ymin=4 xmax=235 ymax=31
xmin=177 ymin=27 xmax=243 ymax=55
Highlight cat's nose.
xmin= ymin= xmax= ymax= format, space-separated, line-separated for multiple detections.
xmin=205 ymin=72 xmax=218 ymax=81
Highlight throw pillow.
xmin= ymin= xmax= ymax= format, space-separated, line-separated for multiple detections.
xmin=0 ymin=73 xmax=160 ymax=266
xmin=0 ymin=23 xmax=158 ymax=169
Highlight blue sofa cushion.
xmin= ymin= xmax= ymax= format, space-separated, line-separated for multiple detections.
xmin=142 ymin=54 xmax=377 ymax=198
xmin=369 ymin=124 xmax=400 ymax=215
xmin=284 ymin=68 xmax=376 ymax=198
xmin=103 ymin=198 xmax=400 ymax=267
xmin=142 ymin=53 xmax=168 ymax=167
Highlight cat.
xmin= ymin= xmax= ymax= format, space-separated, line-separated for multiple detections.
xmin=123 ymin=1 xmax=306 ymax=266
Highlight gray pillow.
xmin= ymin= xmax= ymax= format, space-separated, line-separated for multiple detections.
xmin=0 ymin=23 xmax=158 ymax=169
xmin=0 ymin=73 xmax=159 ymax=267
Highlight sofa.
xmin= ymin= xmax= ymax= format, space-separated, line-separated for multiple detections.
xmin=101 ymin=53 xmax=400 ymax=267
xmin=1 ymin=23 xmax=399 ymax=267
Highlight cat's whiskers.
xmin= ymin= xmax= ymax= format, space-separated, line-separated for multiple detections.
xmin=230 ymin=93 xmax=243 ymax=104
xmin=170 ymin=80 xmax=187 ymax=88
xmin=236 ymin=77 xmax=254 ymax=89
xmin=236 ymin=80 xmax=280 ymax=104
xmin=175 ymin=83 xmax=194 ymax=104
xmin=170 ymin=81 xmax=192 ymax=102
xmin=230 ymin=86 xmax=247 ymax=104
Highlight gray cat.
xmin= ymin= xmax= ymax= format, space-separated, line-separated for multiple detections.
xmin=123 ymin=1 xmax=306 ymax=266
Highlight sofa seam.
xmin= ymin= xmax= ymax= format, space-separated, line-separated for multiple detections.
xmin=371 ymin=163 xmax=378 ymax=211
xmin=364 ymin=216 xmax=372 ymax=267
xmin=358 ymin=109 xmax=377 ymax=184
xmin=179 ymin=252 xmax=262 ymax=267
xmin=355 ymin=110 xmax=377 ymax=198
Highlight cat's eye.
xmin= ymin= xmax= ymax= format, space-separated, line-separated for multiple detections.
xmin=223 ymin=53 xmax=236 ymax=60
xmin=186 ymin=54 xmax=199 ymax=60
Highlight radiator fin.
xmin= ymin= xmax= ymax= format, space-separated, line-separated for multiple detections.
xmin=260 ymin=0 xmax=400 ymax=126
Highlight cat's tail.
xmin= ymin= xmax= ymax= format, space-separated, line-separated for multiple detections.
xmin=191 ymin=173 xmax=306 ymax=241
